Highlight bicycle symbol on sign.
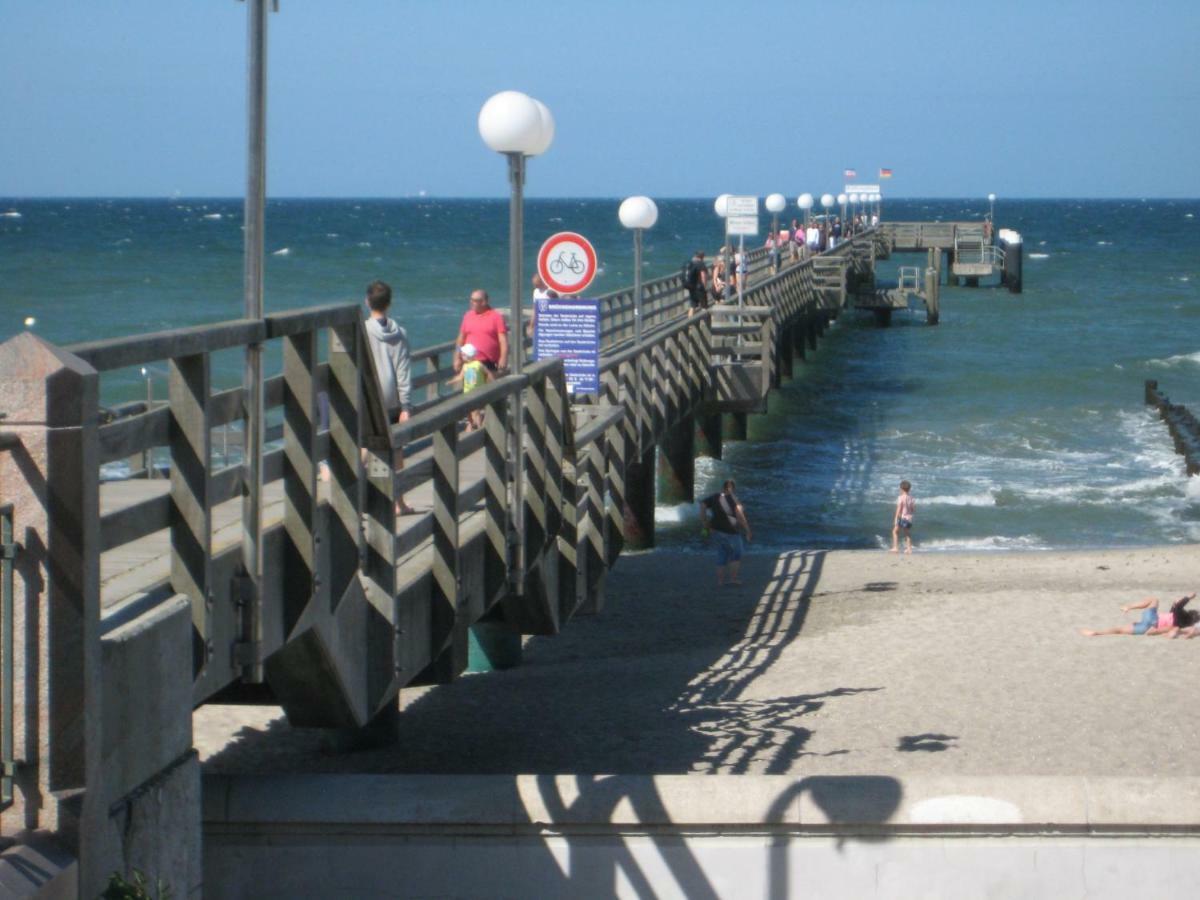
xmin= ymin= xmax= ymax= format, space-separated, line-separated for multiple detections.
xmin=549 ymin=250 xmax=587 ymax=276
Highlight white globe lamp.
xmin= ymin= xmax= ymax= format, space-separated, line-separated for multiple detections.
xmin=478 ymin=91 xmax=548 ymax=155
xmin=714 ymin=194 xmax=731 ymax=218
xmin=619 ymin=195 xmax=658 ymax=230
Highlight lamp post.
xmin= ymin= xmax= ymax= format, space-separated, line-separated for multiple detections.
xmin=619 ymin=195 xmax=658 ymax=457
xmin=619 ymin=196 xmax=659 ymax=348
xmin=837 ymin=193 xmax=847 ymax=237
xmin=714 ymin=194 xmax=732 ymax=303
xmin=479 ymin=90 xmax=554 ymax=595
xmin=987 ymin=192 xmax=996 ymax=223
xmin=848 ymin=193 xmax=859 ymax=231
xmin=765 ymin=193 xmax=785 ymax=271
xmin=820 ymin=194 xmax=834 ymax=249
xmin=873 ymin=193 xmax=883 ymax=224
xmin=240 ymin=0 xmax=273 ymax=683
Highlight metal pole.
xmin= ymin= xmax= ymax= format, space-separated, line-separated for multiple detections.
xmin=723 ymin=224 xmax=731 ymax=304
xmin=145 ymin=371 xmax=153 ymax=478
xmin=737 ymin=234 xmax=745 ymax=311
xmin=507 ymin=152 xmax=526 ymax=595
xmin=633 ymin=227 xmax=644 ymax=345
xmin=633 ymin=227 xmax=643 ymax=454
xmin=771 ymin=213 xmax=778 ymax=271
xmin=240 ymin=0 xmax=268 ymax=681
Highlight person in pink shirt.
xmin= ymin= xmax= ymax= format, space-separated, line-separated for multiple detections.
xmin=890 ymin=480 xmax=915 ymax=554
xmin=1080 ymin=593 xmax=1197 ymax=637
xmin=454 ymin=289 xmax=508 ymax=375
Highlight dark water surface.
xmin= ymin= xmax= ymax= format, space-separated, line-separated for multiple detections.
xmin=2 ymin=197 xmax=1198 ymax=550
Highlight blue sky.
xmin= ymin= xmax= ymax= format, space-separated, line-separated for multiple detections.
xmin=2 ymin=0 xmax=1197 ymax=198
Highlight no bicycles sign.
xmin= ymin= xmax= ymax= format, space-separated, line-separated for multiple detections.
xmin=537 ymin=231 xmax=598 ymax=295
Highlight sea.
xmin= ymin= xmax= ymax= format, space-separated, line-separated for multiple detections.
xmin=2 ymin=197 xmax=1198 ymax=553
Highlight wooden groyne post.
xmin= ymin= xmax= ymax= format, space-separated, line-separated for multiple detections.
xmin=1145 ymin=380 xmax=1200 ymax=475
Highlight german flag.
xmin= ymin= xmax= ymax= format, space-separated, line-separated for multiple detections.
xmin=879 ymin=168 xmax=893 ymax=178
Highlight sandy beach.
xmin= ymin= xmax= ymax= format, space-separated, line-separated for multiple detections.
xmin=196 ymin=544 xmax=1200 ymax=778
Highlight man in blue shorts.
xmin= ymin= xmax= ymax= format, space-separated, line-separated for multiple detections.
xmin=699 ymin=480 xmax=752 ymax=586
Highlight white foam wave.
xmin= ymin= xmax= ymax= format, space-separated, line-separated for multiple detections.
xmin=1147 ymin=351 xmax=1200 ymax=368
xmin=202 ymin=213 xmax=222 ymax=220
xmin=655 ymin=502 xmax=699 ymax=525
xmin=1096 ymin=240 xmax=1112 ymax=246
xmin=272 ymin=247 xmax=291 ymax=256
xmin=357 ymin=241 xmax=371 ymax=248
xmin=916 ymin=535 xmax=1048 ymax=552
xmin=1 ymin=210 xmax=22 ymax=218
xmin=1028 ymin=253 xmax=1050 ymax=259
xmin=922 ymin=492 xmax=996 ymax=507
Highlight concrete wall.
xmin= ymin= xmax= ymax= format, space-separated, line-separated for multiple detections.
xmin=203 ymin=774 xmax=1200 ymax=899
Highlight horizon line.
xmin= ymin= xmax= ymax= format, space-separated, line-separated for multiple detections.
xmin=3 ymin=194 xmax=1199 ymax=202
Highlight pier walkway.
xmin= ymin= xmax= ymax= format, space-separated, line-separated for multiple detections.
xmin=1 ymin=229 xmax=882 ymax=893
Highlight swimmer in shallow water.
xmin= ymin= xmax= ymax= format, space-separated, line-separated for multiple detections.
xmin=1080 ymin=593 xmax=1197 ymax=637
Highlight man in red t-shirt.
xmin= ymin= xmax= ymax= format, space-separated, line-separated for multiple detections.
xmin=454 ymin=289 xmax=509 ymax=374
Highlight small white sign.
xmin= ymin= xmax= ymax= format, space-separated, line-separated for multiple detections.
xmin=845 ymin=184 xmax=880 ymax=195
xmin=726 ymin=215 xmax=759 ymax=236
xmin=726 ymin=195 xmax=758 ymax=216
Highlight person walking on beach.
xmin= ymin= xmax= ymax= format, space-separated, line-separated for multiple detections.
xmin=890 ymin=480 xmax=915 ymax=553
xmin=1080 ymin=593 xmax=1197 ymax=637
xmin=699 ymin=480 xmax=752 ymax=586
xmin=364 ymin=279 xmax=415 ymax=514
xmin=455 ymin=289 xmax=508 ymax=375
xmin=684 ymin=250 xmax=709 ymax=316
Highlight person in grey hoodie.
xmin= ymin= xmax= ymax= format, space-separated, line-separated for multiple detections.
xmin=364 ymin=280 xmax=414 ymax=513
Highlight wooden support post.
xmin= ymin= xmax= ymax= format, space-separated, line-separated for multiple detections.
xmin=657 ymin=413 xmax=695 ymax=505
xmin=469 ymin=396 xmax=521 ymax=672
xmin=621 ymin=444 xmax=656 ymax=550
xmin=582 ymin=433 xmax=608 ymax=614
xmin=695 ymin=411 xmax=723 ymax=460
xmin=925 ymin=265 xmax=940 ymax=326
xmin=724 ymin=411 xmax=748 ymax=442
xmin=168 ymin=353 xmax=213 ymax=679
xmin=324 ymin=324 xmax=362 ymax=613
xmin=779 ymin=323 xmax=794 ymax=380
xmin=0 ymin=335 xmax=104 ymax=891
xmin=806 ymin=314 xmax=818 ymax=351
xmin=554 ymin=455 xmax=581 ymax=624
xmin=423 ymin=422 xmax=461 ymax=682
xmin=280 ymin=331 xmax=318 ymax=638
xmin=482 ymin=396 xmax=510 ymax=605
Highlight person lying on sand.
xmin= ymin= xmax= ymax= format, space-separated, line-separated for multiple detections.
xmin=1080 ymin=593 xmax=1197 ymax=637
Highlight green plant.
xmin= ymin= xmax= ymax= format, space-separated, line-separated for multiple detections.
xmin=100 ymin=869 xmax=173 ymax=900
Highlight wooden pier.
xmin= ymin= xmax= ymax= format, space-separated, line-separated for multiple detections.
xmin=0 ymin=228 xmax=889 ymax=893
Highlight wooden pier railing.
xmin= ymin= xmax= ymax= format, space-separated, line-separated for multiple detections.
xmin=0 ymin=229 xmax=882 ymax=895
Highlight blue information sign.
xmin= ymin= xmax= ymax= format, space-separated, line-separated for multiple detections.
xmin=532 ymin=297 xmax=600 ymax=394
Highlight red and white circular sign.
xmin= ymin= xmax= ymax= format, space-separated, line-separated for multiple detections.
xmin=537 ymin=231 xmax=598 ymax=295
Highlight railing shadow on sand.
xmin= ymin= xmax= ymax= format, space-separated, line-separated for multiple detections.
xmin=200 ymin=548 xmax=901 ymax=897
